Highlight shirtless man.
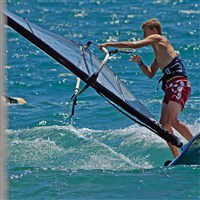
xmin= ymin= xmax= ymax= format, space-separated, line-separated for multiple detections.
xmin=100 ymin=18 xmax=193 ymax=158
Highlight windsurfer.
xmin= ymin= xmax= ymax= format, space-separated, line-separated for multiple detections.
xmin=100 ymin=18 xmax=193 ymax=158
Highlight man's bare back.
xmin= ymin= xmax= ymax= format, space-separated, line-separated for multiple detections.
xmin=149 ymin=34 xmax=177 ymax=70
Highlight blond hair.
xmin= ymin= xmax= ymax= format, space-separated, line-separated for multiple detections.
xmin=142 ymin=18 xmax=162 ymax=35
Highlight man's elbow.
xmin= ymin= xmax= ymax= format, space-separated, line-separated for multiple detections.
xmin=129 ymin=42 xmax=139 ymax=49
xmin=148 ymin=74 xmax=155 ymax=79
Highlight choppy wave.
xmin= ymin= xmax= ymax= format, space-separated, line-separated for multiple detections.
xmin=7 ymin=122 xmax=200 ymax=171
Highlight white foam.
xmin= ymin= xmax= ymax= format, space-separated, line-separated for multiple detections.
xmin=7 ymin=121 xmax=200 ymax=170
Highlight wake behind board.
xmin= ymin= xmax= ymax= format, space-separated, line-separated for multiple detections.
xmin=168 ymin=133 xmax=200 ymax=166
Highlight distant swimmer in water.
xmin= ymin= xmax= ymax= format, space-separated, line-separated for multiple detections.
xmin=2 ymin=96 xmax=27 ymax=105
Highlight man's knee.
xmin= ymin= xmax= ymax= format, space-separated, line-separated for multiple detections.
xmin=160 ymin=119 xmax=170 ymax=129
xmin=168 ymin=118 xmax=179 ymax=128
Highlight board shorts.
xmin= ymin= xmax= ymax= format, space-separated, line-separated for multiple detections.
xmin=163 ymin=77 xmax=191 ymax=110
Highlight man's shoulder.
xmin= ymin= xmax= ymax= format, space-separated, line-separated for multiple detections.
xmin=146 ymin=34 xmax=163 ymax=42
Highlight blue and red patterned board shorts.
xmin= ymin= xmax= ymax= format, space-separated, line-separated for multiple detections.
xmin=163 ymin=77 xmax=191 ymax=110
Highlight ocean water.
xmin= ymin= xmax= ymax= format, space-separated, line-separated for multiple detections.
xmin=5 ymin=0 xmax=200 ymax=199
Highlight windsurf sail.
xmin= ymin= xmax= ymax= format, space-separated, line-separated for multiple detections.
xmin=4 ymin=10 xmax=183 ymax=148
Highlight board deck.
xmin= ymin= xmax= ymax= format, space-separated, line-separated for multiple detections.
xmin=168 ymin=133 xmax=200 ymax=166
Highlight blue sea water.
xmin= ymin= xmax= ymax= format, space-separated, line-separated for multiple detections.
xmin=5 ymin=0 xmax=200 ymax=199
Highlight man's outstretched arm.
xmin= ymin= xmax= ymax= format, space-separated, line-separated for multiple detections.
xmin=100 ymin=35 xmax=161 ymax=49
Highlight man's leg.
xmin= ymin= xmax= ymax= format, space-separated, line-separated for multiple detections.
xmin=160 ymin=103 xmax=179 ymax=158
xmin=167 ymin=101 xmax=193 ymax=141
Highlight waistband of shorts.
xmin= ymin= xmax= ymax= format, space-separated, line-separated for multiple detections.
xmin=162 ymin=55 xmax=179 ymax=72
